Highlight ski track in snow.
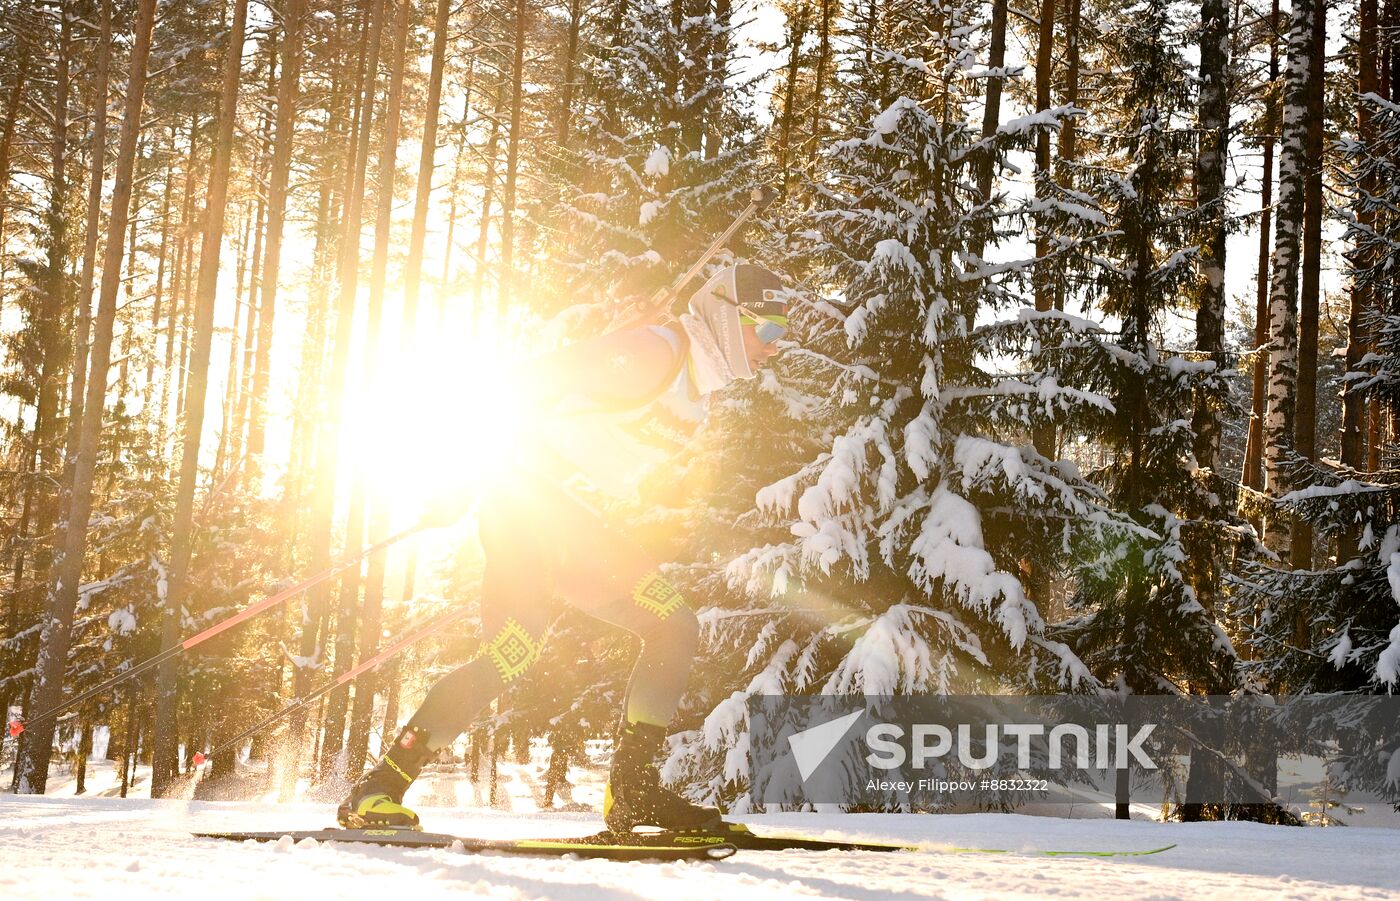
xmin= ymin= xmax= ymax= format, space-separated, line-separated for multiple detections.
xmin=4 ymin=754 xmax=1397 ymax=901
xmin=3 ymin=792 xmax=1399 ymax=900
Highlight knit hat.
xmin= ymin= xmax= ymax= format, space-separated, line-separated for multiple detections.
xmin=683 ymin=264 xmax=788 ymax=387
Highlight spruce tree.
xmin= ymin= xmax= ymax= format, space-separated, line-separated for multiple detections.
xmin=1039 ymin=0 xmax=1247 ymax=701
xmin=665 ymin=0 xmax=1130 ymax=812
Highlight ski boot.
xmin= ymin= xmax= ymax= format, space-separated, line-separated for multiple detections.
xmin=603 ymin=722 xmax=722 ymax=834
xmin=337 ymin=725 xmax=432 ymax=830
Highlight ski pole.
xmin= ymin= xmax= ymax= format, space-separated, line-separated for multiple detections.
xmin=190 ymin=604 xmax=474 ymax=768
xmin=6 ymin=521 xmax=430 ymax=740
xmin=606 ymin=185 xmax=778 ymax=335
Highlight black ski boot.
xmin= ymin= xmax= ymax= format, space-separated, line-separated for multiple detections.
xmin=337 ymin=725 xmax=433 ymax=830
xmin=603 ymin=722 xmax=722 ymax=834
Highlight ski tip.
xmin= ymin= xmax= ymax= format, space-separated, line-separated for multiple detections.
xmin=1038 ymin=843 xmax=1179 ymax=858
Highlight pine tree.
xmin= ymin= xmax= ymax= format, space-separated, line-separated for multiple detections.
xmin=16 ymin=0 xmax=160 ymax=794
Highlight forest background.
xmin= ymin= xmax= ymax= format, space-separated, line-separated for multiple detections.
xmin=0 ymin=0 xmax=1396 ymax=820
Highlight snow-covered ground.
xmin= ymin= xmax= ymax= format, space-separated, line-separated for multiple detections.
xmin=4 ymin=754 xmax=1398 ymax=900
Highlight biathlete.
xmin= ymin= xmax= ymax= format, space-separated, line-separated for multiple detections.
xmin=339 ymin=263 xmax=791 ymax=834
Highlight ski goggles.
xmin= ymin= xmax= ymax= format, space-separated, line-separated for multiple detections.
xmin=735 ymin=303 xmax=789 ymax=345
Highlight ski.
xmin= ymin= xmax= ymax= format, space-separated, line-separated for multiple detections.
xmin=195 ymin=825 xmax=1174 ymax=859
xmin=610 ymin=824 xmax=1177 ymax=857
xmin=193 ymin=828 xmax=736 ymax=861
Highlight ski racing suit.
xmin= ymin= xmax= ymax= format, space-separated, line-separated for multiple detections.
xmin=401 ymin=323 xmax=708 ymax=749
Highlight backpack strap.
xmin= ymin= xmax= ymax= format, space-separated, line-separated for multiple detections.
xmin=652 ymin=324 xmax=690 ymax=395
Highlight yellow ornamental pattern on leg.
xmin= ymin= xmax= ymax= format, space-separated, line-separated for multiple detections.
xmin=483 ymin=618 xmax=542 ymax=683
xmin=632 ymin=571 xmax=685 ymax=619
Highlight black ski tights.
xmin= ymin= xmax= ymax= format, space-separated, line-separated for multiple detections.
xmin=404 ymin=477 xmax=699 ymax=752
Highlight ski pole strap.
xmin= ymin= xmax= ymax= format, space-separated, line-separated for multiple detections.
xmin=197 ymin=604 xmax=474 ymax=765
xmin=7 ymin=523 xmax=429 ymax=739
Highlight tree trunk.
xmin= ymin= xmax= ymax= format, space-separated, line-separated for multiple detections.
xmin=13 ymin=7 xmax=73 ymax=793
xmin=247 ymin=0 xmax=305 ymax=481
xmin=230 ymin=146 xmax=265 ymax=472
xmin=1366 ymin=0 xmax=1390 ymax=472
xmin=144 ymin=150 xmax=176 ymax=412
xmin=1262 ymin=0 xmax=1316 ymax=558
xmin=345 ymin=0 xmax=412 ymax=775
xmin=1191 ymin=0 xmax=1229 ymax=473
xmin=975 ymin=0 xmax=1009 ymax=207
xmin=1032 ymin=0 xmax=1057 ymax=314
xmin=1057 ymin=0 xmax=1080 ymax=168
xmin=776 ymin=3 xmax=810 ymax=199
xmin=119 ymin=691 xmax=136 ymax=797
xmin=226 ymin=63 xmax=270 ymax=477
xmin=806 ymin=0 xmax=832 ymax=164
xmin=473 ymin=80 xmax=505 ymax=328
xmin=152 ymin=0 xmax=250 ymax=798
xmin=1290 ymin=0 xmax=1326 ymax=571
xmin=4 ymin=20 xmax=62 ymax=783
xmin=0 ymin=34 xmax=30 ymax=302
xmin=74 ymin=721 xmax=92 ymax=794
xmin=160 ymin=123 xmax=200 ymax=436
xmin=15 ymin=0 xmax=156 ymax=795
xmin=705 ymin=0 xmax=732 ymax=160
xmin=405 ymin=0 xmax=451 ymax=329
xmin=558 ymin=0 xmax=583 ymax=151
xmin=1030 ymin=0 xmax=1057 ymax=463
xmin=293 ymin=0 xmax=385 ymax=796
xmin=1341 ymin=0 xmax=1380 ymax=560
xmin=440 ymin=74 xmax=473 ymax=315
xmin=1243 ymin=0 xmax=1280 ymax=499
xmin=499 ymin=0 xmax=529 ymax=315
xmin=66 ymin=0 xmax=111 ymax=472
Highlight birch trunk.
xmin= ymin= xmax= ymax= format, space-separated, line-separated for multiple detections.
xmin=1262 ymin=0 xmax=1316 ymax=558
xmin=1290 ymin=0 xmax=1326 ymax=570
xmin=1243 ymin=0 xmax=1280 ymax=497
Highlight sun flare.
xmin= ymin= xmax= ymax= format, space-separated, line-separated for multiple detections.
xmin=340 ymin=315 xmax=541 ymax=523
